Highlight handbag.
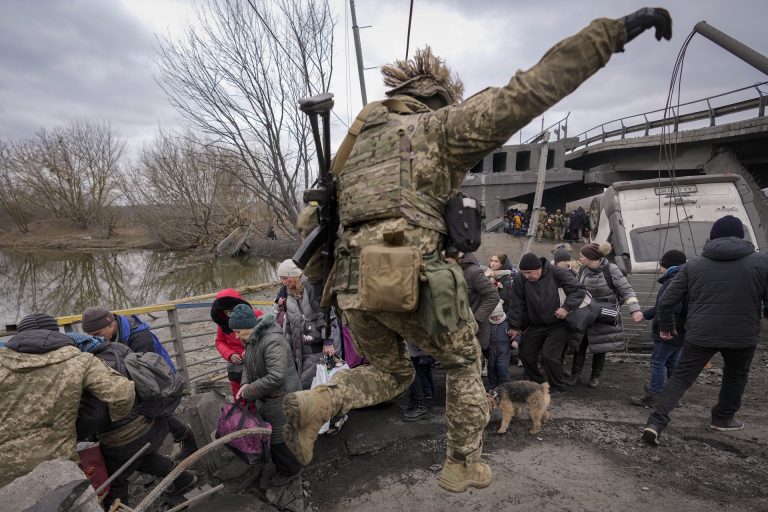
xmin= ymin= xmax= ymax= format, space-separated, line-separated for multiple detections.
xmin=216 ymin=402 xmax=272 ymax=465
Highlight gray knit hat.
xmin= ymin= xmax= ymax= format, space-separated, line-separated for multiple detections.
xmin=81 ymin=307 xmax=115 ymax=333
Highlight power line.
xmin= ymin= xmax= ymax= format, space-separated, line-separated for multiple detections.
xmin=405 ymin=0 xmax=415 ymax=60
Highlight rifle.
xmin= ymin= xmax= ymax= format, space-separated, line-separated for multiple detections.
xmin=292 ymin=92 xmax=338 ymax=340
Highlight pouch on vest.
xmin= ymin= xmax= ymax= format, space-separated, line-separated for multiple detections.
xmin=358 ymin=245 xmax=421 ymax=312
xmin=444 ymin=193 xmax=482 ymax=253
xmin=417 ymin=256 xmax=473 ymax=336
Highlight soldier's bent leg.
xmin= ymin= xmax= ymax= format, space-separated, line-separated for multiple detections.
xmin=283 ymin=309 xmax=414 ymax=465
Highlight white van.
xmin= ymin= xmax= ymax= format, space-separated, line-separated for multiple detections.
xmin=588 ymin=174 xmax=766 ymax=347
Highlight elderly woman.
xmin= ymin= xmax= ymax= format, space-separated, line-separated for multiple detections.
xmin=229 ymin=304 xmax=303 ymax=486
xmin=568 ymin=242 xmax=643 ymax=387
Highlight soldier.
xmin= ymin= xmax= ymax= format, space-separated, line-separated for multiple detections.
xmin=536 ymin=207 xmax=548 ymax=242
xmin=552 ymin=209 xmax=565 ymax=242
xmin=0 ymin=314 xmax=135 ymax=487
xmin=283 ymin=8 xmax=672 ymax=493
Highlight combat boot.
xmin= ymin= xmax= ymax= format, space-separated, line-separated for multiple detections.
xmin=283 ymin=387 xmax=336 ymax=466
xmin=173 ymin=426 xmax=198 ymax=461
xmin=438 ymin=450 xmax=492 ymax=493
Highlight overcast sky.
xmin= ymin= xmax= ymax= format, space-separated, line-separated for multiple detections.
xmin=1 ymin=0 xmax=766 ymax=152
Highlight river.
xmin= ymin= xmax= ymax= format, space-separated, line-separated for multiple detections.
xmin=0 ymin=249 xmax=279 ymax=328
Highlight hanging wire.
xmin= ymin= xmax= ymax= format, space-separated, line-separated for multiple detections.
xmin=643 ymin=29 xmax=697 ymax=307
xmin=344 ymin=0 xmax=352 ymax=124
xmin=405 ymin=0 xmax=415 ymax=60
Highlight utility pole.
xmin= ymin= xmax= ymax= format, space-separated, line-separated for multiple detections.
xmin=521 ymin=132 xmax=550 ymax=261
xmin=350 ymin=0 xmax=368 ymax=105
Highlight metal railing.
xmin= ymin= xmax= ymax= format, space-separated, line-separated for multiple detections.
xmin=34 ymin=282 xmax=282 ymax=393
xmin=566 ymin=81 xmax=768 ymax=154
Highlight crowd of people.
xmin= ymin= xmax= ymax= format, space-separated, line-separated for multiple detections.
xmin=504 ymin=206 xmax=589 ymax=243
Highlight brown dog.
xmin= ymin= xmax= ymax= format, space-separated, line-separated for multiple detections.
xmin=487 ymin=380 xmax=551 ymax=435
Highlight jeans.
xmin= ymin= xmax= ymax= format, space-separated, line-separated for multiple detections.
xmin=648 ymin=340 xmax=682 ymax=394
xmin=408 ymin=357 xmax=425 ymax=401
xmin=416 ymin=356 xmax=435 ymax=398
xmin=487 ymin=338 xmax=512 ymax=389
xmin=519 ymin=323 xmax=569 ymax=389
xmin=648 ymin=343 xmax=756 ymax=430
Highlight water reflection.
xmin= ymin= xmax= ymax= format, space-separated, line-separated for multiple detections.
xmin=0 ymin=250 xmax=278 ymax=327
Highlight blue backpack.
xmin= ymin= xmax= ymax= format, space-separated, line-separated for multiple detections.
xmin=117 ymin=315 xmax=176 ymax=373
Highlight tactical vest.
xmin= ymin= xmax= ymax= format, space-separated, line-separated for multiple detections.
xmin=336 ymin=102 xmax=446 ymax=233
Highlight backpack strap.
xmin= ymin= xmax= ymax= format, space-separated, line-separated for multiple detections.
xmin=602 ymin=264 xmax=619 ymax=299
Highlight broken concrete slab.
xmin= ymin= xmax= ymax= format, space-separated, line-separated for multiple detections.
xmin=0 ymin=459 xmax=102 ymax=512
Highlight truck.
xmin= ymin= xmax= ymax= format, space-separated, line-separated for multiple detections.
xmin=587 ymin=173 xmax=766 ymax=347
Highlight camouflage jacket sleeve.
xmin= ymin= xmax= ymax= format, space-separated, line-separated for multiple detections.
xmin=437 ymin=18 xmax=627 ymax=177
xmin=82 ymin=354 xmax=136 ymax=422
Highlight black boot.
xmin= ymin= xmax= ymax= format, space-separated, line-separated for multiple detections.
xmin=403 ymin=401 xmax=429 ymax=422
xmin=588 ymin=353 xmax=605 ymax=388
xmin=567 ymin=352 xmax=584 ymax=386
xmin=173 ymin=426 xmax=199 ymax=461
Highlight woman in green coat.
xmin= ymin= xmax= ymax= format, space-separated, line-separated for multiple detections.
xmin=229 ymin=304 xmax=303 ymax=486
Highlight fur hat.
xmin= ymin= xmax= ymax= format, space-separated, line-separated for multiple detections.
xmin=81 ymin=307 xmax=115 ymax=333
xmin=660 ymin=249 xmax=686 ymax=269
xmin=580 ymin=242 xmax=612 ymax=261
xmin=17 ymin=313 xmax=59 ymax=332
xmin=519 ymin=253 xmax=542 ymax=271
xmin=277 ymin=259 xmax=302 ymax=278
xmin=710 ymin=215 xmax=744 ymax=240
xmin=228 ymin=304 xmax=258 ymax=331
xmin=382 ymin=46 xmax=464 ymax=106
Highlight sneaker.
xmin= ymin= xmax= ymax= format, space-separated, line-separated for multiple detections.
xmin=709 ymin=418 xmax=744 ymax=432
xmin=403 ymin=404 xmax=429 ymax=422
xmin=642 ymin=424 xmax=661 ymax=446
xmin=587 ymin=376 xmax=600 ymax=388
xmin=325 ymin=414 xmax=348 ymax=436
xmin=165 ymin=473 xmax=197 ymax=496
xmin=630 ymin=392 xmax=657 ymax=408
xmin=271 ymin=469 xmax=302 ymax=487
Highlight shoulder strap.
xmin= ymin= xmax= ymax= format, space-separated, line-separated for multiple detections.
xmin=330 ymin=98 xmax=422 ymax=176
xmin=602 ymin=265 xmax=619 ymax=297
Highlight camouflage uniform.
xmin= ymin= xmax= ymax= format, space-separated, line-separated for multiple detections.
xmin=308 ymin=18 xmax=630 ymax=465
xmin=0 ymin=330 xmax=135 ymax=487
xmin=552 ymin=210 xmax=565 ymax=242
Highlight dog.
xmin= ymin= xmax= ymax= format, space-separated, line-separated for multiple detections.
xmin=487 ymin=380 xmax=551 ymax=435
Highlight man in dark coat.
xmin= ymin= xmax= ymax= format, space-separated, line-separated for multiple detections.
xmin=643 ymin=216 xmax=768 ymax=445
xmin=508 ymin=253 xmax=587 ymax=395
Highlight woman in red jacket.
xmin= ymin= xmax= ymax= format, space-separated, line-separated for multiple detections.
xmin=210 ymin=289 xmax=262 ymax=398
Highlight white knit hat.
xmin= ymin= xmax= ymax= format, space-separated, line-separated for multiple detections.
xmin=277 ymin=259 xmax=302 ymax=278
xmin=489 ymin=300 xmax=506 ymax=325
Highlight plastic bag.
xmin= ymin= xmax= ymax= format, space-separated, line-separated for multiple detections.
xmin=311 ymin=355 xmax=349 ymax=433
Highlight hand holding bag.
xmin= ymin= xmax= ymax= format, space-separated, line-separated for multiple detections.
xmin=216 ymin=402 xmax=272 ymax=465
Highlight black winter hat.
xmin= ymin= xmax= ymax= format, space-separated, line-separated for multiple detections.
xmin=710 ymin=215 xmax=744 ymax=240
xmin=660 ymin=249 xmax=686 ymax=269
xmin=17 ymin=313 xmax=59 ymax=332
xmin=228 ymin=304 xmax=258 ymax=330
xmin=519 ymin=253 xmax=542 ymax=271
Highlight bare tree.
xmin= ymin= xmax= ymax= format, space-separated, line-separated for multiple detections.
xmin=11 ymin=121 xmax=124 ymax=228
xmin=125 ymin=131 xmax=253 ymax=248
xmin=155 ymin=0 xmax=335 ymax=237
xmin=0 ymin=140 xmax=32 ymax=233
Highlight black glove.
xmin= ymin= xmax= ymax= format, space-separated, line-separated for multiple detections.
xmin=620 ymin=7 xmax=672 ymax=44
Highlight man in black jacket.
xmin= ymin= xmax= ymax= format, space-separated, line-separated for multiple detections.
xmin=508 ymin=253 xmax=587 ymax=396
xmin=643 ymin=216 xmax=768 ymax=445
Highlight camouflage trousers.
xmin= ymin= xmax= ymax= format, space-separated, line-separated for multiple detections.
xmin=323 ymin=308 xmax=489 ymax=459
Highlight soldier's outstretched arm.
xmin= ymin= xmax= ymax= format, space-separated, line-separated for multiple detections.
xmin=439 ymin=9 xmax=671 ymax=173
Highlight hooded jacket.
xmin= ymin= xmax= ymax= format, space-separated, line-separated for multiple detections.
xmin=508 ymin=258 xmax=587 ymax=330
xmin=240 ymin=314 xmax=302 ymax=444
xmin=211 ymin=289 xmax=259 ymax=362
xmin=0 ymin=329 xmax=135 ymax=487
xmin=643 ymin=266 xmax=687 ymax=346
xmin=461 ymin=252 xmax=501 ymax=350
xmin=658 ymin=237 xmax=768 ymax=348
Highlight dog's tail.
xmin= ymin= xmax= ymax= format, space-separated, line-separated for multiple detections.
xmin=541 ymin=382 xmax=550 ymax=394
